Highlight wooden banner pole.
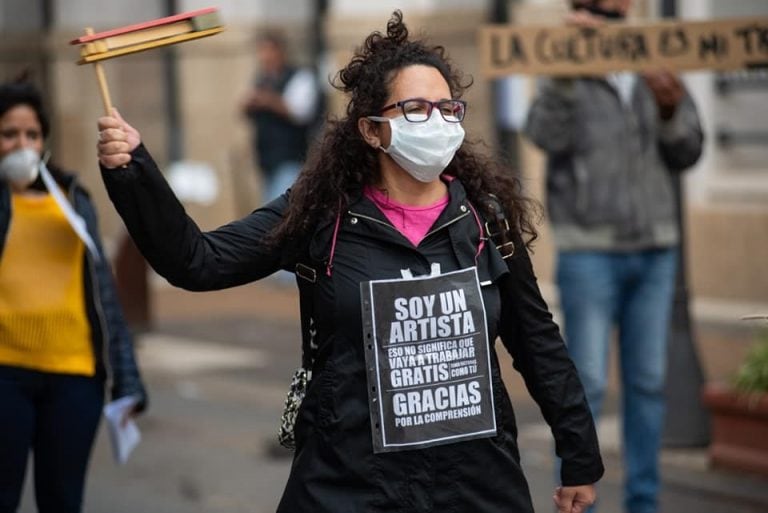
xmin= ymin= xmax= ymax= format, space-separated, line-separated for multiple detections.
xmin=85 ymin=27 xmax=114 ymax=116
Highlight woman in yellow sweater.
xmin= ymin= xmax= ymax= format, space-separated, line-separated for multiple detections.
xmin=0 ymin=78 xmax=148 ymax=513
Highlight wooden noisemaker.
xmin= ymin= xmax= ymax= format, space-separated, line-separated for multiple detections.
xmin=70 ymin=7 xmax=224 ymax=115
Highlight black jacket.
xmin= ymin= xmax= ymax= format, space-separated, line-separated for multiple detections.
xmin=0 ymin=173 xmax=147 ymax=410
xmin=102 ymin=144 xmax=603 ymax=513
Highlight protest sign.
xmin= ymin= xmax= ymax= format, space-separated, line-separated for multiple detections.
xmin=480 ymin=17 xmax=768 ymax=77
xmin=360 ymin=267 xmax=497 ymax=453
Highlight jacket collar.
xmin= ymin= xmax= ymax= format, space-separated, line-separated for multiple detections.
xmin=318 ymin=178 xmax=476 ymax=263
xmin=346 ymin=176 xmax=470 ymax=227
xmin=309 ymin=178 xmax=473 ymax=264
xmin=306 ymin=177 xmax=511 ymax=283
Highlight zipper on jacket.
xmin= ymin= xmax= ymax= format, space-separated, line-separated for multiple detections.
xmin=346 ymin=211 xmax=399 ymax=232
xmin=348 ymin=209 xmax=471 ymax=241
xmin=86 ymin=248 xmax=112 ymax=380
xmin=423 ymin=209 xmax=470 ymax=240
xmin=70 ymin=183 xmax=113 ymax=382
xmin=1 ymin=189 xmax=12 ymax=257
xmin=573 ymin=157 xmax=589 ymax=215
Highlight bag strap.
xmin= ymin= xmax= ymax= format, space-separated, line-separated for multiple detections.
xmin=293 ymin=203 xmax=345 ymax=371
xmin=295 ymin=262 xmax=317 ymax=371
xmin=483 ymin=193 xmax=516 ymax=260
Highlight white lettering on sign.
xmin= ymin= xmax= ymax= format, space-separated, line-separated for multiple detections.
xmin=392 ymin=381 xmax=483 ymax=416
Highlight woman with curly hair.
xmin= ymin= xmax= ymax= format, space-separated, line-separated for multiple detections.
xmin=96 ymin=11 xmax=602 ymax=513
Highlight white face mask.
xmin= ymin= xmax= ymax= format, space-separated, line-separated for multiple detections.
xmin=0 ymin=148 xmax=40 ymax=190
xmin=369 ymin=111 xmax=465 ymax=183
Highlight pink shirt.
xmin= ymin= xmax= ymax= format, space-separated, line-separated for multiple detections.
xmin=364 ymin=186 xmax=449 ymax=247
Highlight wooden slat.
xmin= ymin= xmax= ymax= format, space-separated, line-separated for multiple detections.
xmin=70 ymin=6 xmax=217 ymax=44
xmin=76 ymin=27 xmax=224 ymax=64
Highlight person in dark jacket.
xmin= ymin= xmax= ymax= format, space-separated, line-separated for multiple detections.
xmin=241 ymin=29 xmax=322 ymax=203
xmin=96 ymin=11 xmax=603 ymax=513
xmin=525 ymin=2 xmax=703 ymax=513
xmin=0 ymin=79 xmax=148 ymax=513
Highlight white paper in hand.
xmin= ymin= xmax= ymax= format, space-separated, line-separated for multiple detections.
xmin=103 ymin=395 xmax=141 ymax=465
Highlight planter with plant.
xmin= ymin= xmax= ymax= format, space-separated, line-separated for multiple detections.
xmin=703 ymin=322 xmax=768 ymax=476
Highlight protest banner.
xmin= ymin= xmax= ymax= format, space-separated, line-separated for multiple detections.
xmin=360 ymin=267 xmax=497 ymax=453
xmin=480 ymin=17 xmax=768 ymax=77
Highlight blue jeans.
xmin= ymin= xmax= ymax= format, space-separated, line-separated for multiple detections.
xmin=264 ymin=161 xmax=302 ymax=204
xmin=0 ymin=366 xmax=104 ymax=513
xmin=556 ymin=249 xmax=677 ymax=513
xmin=263 ymin=161 xmax=302 ymax=284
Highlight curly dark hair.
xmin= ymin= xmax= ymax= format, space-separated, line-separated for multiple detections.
xmin=0 ymin=74 xmax=70 ymax=191
xmin=271 ymin=10 xmax=539 ymax=250
xmin=0 ymin=74 xmax=50 ymax=139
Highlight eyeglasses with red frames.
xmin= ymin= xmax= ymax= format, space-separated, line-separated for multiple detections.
xmin=378 ymin=98 xmax=467 ymax=123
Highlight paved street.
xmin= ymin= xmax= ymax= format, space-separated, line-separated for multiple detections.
xmin=17 ymin=282 xmax=768 ymax=512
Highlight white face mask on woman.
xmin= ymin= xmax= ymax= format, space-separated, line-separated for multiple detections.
xmin=0 ymin=147 xmax=40 ymax=189
xmin=369 ymin=111 xmax=465 ymax=183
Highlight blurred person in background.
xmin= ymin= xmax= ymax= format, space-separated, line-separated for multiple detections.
xmin=241 ymin=30 xmax=322 ymax=203
xmin=525 ymin=1 xmax=704 ymax=512
xmin=0 ymin=78 xmax=148 ymax=513
xmin=97 ymin=11 xmax=604 ymax=513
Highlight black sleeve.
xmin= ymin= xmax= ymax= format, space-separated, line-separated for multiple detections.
xmin=497 ymin=234 xmax=604 ymax=486
xmin=656 ymin=93 xmax=704 ymax=172
xmin=100 ymin=144 xmax=286 ymax=291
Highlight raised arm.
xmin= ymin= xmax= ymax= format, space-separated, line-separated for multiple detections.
xmin=643 ymin=71 xmax=704 ymax=172
xmin=525 ymin=78 xmax=581 ymax=155
xmin=525 ymin=9 xmax=604 ymax=158
xmin=97 ymin=110 xmax=286 ymax=291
